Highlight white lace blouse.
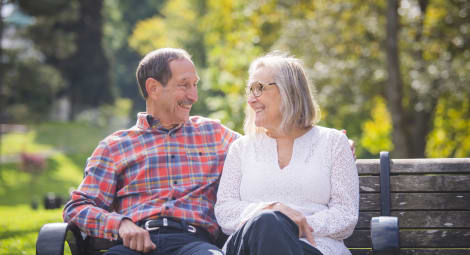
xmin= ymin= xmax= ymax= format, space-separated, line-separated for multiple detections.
xmin=215 ymin=126 xmax=359 ymax=255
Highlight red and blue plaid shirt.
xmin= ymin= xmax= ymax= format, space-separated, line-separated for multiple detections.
xmin=63 ymin=113 xmax=239 ymax=240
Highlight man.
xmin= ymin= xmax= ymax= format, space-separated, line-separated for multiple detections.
xmin=64 ymin=48 xmax=238 ymax=255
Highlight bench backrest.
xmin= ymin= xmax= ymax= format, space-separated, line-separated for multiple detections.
xmin=345 ymin=155 xmax=470 ymax=255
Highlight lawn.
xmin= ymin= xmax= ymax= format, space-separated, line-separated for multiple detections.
xmin=0 ymin=121 xmax=110 ymax=254
xmin=0 ymin=205 xmax=72 ymax=255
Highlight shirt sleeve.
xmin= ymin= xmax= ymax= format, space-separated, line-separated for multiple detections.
xmin=214 ymin=139 xmax=274 ymax=234
xmin=63 ymin=141 xmax=125 ymax=240
xmin=306 ymin=132 xmax=359 ymax=240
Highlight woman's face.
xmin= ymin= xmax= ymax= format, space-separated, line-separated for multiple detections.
xmin=247 ymin=66 xmax=282 ymax=131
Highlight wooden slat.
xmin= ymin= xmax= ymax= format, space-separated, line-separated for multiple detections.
xmin=356 ymin=211 xmax=378 ymax=229
xmin=350 ymin=249 xmax=470 ymax=255
xmin=399 ymin=249 xmax=470 ymax=255
xmin=344 ymin=230 xmax=370 ymax=247
xmin=356 ymin=159 xmax=380 ymax=175
xmin=356 ymin=158 xmax=470 ymax=174
xmin=395 ymin=211 xmax=470 ymax=228
xmin=346 ymin=229 xmax=470 ymax=248
xmin=359 ymin=176 xmax=380 ymax=192
xmin=390 ymin=158 xmax=470 ymax=173
xmin=355 ymin=211 xmax=470 ymax=230
xmin=359 ymin=176 xmax=470 ymax=192
xmin=360 ymin=193 xmax=470 ymax=210
xmin=350 ymin=249 xmax=373 ymax=255
xmin=400 ymin=229 xmax=470 ymax=248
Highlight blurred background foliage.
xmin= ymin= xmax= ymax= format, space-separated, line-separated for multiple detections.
xmin=0 ymin=0 xmax=468 ymax=253
xmin=0 ymin=0 xmax=468 ymax=171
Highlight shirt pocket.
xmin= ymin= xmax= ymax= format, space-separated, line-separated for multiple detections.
xmin=186 ymin=148 xmax=221 ymax=178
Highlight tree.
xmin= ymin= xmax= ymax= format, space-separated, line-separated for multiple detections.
xmin=103 ymin=0 xmax=167 ymax=117
xmin=18 ymin=0 xmax=114 ymax=119
xmin=276 ymin=0 xmax=470 ymax=158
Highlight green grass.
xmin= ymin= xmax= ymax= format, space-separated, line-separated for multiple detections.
xmin=1 ymin=121 xmax=109 ymax=155
xmin=0 ymin=205 xmax=72 ymax=255
xmin=0 ymin=153 xmax=84 ymax=206
xmin=0 ymin=121 xmax=110 ymax=254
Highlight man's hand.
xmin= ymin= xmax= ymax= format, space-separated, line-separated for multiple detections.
xmin=341 ymin=130 xmax=356 ymax=159
xmin=266 ymin=203 xmax=316 ymax=246
xmin=118 ymin=219 xmax=156 ymax=253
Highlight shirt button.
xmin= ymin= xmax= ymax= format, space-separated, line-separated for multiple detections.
xmin=173 ymin=180 xmax=178 ymax=185
xmin=171 ymin=155 xmax=175 ymax=159
xmin=165 ymin=206 xmax=170 ymax=210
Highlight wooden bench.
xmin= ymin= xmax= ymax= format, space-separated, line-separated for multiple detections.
xmin=36 ymin=152 xmax=470 ymax=255
xmin=345 ymin=152 xmax=470 ymax=255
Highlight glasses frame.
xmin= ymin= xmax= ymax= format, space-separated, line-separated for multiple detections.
xmin=246 ymin=81 xmax=277 ymax=97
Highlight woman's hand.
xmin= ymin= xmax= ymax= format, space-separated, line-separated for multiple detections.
xmin=265 ymin=202 xmax=316 ymax=246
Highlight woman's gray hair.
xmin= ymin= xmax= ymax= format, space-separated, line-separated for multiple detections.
xmin=244 ymin=52 xmax=321 ymax=135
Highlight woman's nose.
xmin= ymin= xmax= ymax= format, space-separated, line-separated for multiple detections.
xmin=247 ymin=93 xmax=257 ymax=104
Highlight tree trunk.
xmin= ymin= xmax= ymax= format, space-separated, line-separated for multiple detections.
xmin=385 ymin=0 xmax=412 ymax=158
xmin=67 ymin=0 xmax=113 ymax=120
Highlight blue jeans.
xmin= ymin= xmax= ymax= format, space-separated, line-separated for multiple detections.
xmin=104 ymin=229 xmax=223 ymax=255
xmin=224 ymin=211 xmax=323 ymax=255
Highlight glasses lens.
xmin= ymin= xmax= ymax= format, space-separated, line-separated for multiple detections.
xmin=254 ymin=82 xmax=264 ymax=97
xmin=246 ymin=81 xmax=266 ymax=97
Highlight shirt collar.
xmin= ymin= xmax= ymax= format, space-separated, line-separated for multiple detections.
xmin=136 ymin=112 xmax=184 ymax=132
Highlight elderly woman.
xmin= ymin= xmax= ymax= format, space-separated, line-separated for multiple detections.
xmin=214 ymin=53 xmax=359 ymax=255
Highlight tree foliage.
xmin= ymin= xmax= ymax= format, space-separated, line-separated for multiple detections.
xmin=17 ymin=0 xmax=114 ymax=119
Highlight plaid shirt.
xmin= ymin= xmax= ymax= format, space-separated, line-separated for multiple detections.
xmin=63 ymin=113 xmax=239 ymax=240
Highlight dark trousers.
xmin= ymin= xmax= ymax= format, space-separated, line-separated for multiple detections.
xmin=104 ymin=229 xmax=223 ymax=255
xmin=225 ymin=211 xmax=323 ymax=255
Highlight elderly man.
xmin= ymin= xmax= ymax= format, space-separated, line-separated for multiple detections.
xmin=64 ymin=48 xmax=238 ymax=255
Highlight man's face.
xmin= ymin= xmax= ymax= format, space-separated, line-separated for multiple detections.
xmin=154 ymin=58 xmax=199 ymax=127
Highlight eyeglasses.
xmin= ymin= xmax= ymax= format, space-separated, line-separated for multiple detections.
xmin=245 ymin=81 xmax=277 ymax=97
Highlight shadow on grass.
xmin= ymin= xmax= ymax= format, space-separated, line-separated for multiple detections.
xmin=0 ymin=228 xmax=39 ymax=239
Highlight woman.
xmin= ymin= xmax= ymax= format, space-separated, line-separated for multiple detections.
xmin=214 ymin=53 xmax=359 ymax=255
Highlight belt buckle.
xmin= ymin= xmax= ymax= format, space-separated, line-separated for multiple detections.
xmin=187 ymin=225 xmax=196 ymax=233
xmin=144 ymin=220 xmax=160 ymax=231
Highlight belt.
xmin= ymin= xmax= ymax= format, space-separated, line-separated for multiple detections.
xmin=140 ymin=217 xmax=203 ymax=235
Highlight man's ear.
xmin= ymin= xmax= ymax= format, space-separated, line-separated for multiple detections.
xmin=145 ymin=78 xmax=162 ymax=99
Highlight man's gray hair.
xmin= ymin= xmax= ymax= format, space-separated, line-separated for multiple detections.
xmin=136 ymin=48 xmax=192 ymax=99
xmin=244 ymin=52 xmax=321 ymax=135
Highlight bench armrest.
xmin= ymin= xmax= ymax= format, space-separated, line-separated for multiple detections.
xmin=36 ymin=222 xmax=85 ymax=255
xmin=371 ymin=216 xmax=400 ymax=255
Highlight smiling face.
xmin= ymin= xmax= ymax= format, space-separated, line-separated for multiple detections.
xmin=147 ymin=58 xmax=199 ymax=128
xmin=247 ymin=66 xmax=283 ymax=132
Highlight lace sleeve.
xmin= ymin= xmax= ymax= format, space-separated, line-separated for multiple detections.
xmin=306 ymin=132 xmax=359 ymax=239
xmin=215 ymin=139 xmax=269 ymax=234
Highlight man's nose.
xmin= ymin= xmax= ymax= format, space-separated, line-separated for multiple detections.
xmin=186 ymin=86 xmax=198 ymax=103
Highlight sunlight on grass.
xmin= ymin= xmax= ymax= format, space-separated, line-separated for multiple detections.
xmin=0 ymin=152 xmax=84 ymax=206
xmin=1 ymin=132 xmax=53 ymax=155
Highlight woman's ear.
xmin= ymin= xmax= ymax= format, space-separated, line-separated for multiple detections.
xmin=145 ymin=78 xmax=161 ymax=99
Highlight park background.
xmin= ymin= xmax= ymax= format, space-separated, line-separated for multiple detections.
xmin=0 ymin=0 xmax=469 ymax=254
